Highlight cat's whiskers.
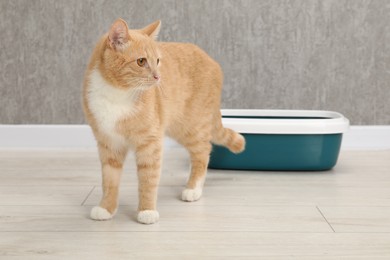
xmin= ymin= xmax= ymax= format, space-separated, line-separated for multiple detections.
xmin=135 ymin=80 xmax=151 ymax=91
xmin=138 ymin=77 xmax=166 ymax=98
xmin=124 ymin=78 xmax=146 ymax=89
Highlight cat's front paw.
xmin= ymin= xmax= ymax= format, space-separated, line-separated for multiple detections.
xmin=137 ymin=210 xmax=159 ymax=224
xmin=182 ymin=188 xmax=202 ymax=202
xmin=90 ymin=206 xmax=114 ymax=221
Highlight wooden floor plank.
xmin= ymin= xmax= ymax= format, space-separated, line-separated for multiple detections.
xmin=1 ymin=232 xmax=389 ymax=258
xmin=319 ymin=206 xmax=390 ymax=233
xmin=0 ymin=149 xmax=389 ymax=188
xmin=0 ymin=205 xmax=332 ymax=232
xmin=0 ymin=186 xmax=94 ymax=206
xmin=85 ymin=185 xmax=390 ymax=207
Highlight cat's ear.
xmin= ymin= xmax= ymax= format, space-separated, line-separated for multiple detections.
xmin=108 ymin=18 xmax=130 ymax=50
xmin=141 ymin=20 xmax=161 ymax=39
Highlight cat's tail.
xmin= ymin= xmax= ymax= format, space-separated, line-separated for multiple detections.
xmin=211 ymin=111 xmax=245 ymax=154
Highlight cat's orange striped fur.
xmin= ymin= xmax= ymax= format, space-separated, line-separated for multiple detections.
xmin=83 ymin=19 xmax=245 ymax=224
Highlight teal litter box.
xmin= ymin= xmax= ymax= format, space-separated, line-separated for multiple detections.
xmin=209 ymin=109 xmax=350 ymax=171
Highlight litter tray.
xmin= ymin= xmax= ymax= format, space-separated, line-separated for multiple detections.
xmin=209 ymin=109 xmax=349 ymax=171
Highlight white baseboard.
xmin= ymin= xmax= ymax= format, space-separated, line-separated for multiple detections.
xmin=0 ymin=125 xmax=179 ymax=149
xmin=340 ymin=126 xmax=390 ymax=150
xmin=0 ymin=125 xmax=389 ymax=150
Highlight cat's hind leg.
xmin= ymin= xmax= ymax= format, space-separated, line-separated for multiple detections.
xmin=90 ymin=143 xmax=127 ymax=221
xmin=181 ymin=139 xmax=212 ymax=202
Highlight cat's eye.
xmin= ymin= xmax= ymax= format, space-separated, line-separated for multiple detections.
xmin=137 ymin=58 xmax=147 ymax=67
xmin=157 ymin=58 xmax=160 ymax=65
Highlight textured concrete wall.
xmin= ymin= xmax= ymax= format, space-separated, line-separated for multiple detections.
xmin=1 ymin=0 xmax=389 ymax=124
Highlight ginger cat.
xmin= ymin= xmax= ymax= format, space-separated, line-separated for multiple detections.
xmin=83 ymin=19 xmax=245 ymax=224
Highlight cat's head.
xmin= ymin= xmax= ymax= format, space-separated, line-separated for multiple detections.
xmin=100 ymin=19 xmax=162 ymax=90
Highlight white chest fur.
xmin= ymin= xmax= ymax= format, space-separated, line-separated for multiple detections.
xmin=87 ymin=69 xmax=139 ymax=148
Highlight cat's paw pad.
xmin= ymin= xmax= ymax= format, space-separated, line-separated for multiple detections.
xmin=90 ymin=206 xmax=113 ymax=221
xmin=182 ymin=188 xmax=202 ymax=202
xmin=137 ymin=210 xmax=159 ymax=224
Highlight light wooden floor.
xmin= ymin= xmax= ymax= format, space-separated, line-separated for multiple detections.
xmin=0 ymin=148 xmax=390 ymax=259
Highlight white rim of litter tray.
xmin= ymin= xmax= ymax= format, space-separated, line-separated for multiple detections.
xmin=220 ymin=109 xmax=350 ymax=134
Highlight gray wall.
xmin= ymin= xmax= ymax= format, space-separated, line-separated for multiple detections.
xmin=1 ymin=0 xmax=389 ymax=125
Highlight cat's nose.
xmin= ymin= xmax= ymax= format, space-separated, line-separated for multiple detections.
xmin=153 ymin=74 xmax=160 ymax=81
